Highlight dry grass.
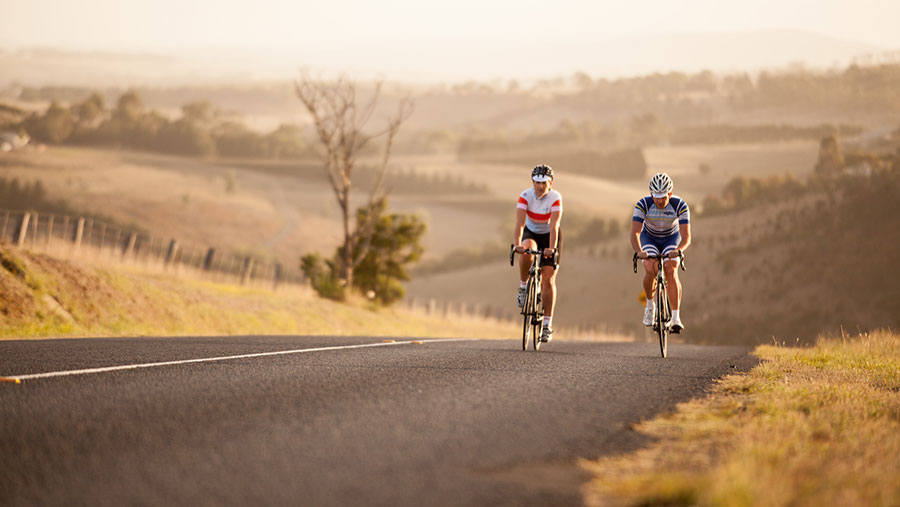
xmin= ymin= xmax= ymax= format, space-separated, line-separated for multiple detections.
xmin=0 ymin=247 xmax=525 ymax=340
xmin=580 ymin=330 xmax=900 ymax=506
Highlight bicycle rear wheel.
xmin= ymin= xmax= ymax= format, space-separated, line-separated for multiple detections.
xmin=656 ymin=281 xmax=669 ymax=358
xmin=533 ymin=276 xmax=543 ymax=351
xmin=522 ymin=277 xmax=536 ymax=350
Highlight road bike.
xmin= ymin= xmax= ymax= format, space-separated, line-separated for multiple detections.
xmin=633 ymin=251 xmax=685 ymax=358
xmin=510 ymin=245 xmax=556 ymax=351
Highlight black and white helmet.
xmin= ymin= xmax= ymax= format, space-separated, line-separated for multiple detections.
xmin=649 ymin=172 xmax=673 ymax=197
xmin=532 ymin=164 xmax=554 ymax=182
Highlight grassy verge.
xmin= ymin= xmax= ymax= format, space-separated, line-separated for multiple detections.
xmin=0 ymin=247 xmax=521 ymax=340
xmin=581 ymin=330 xmax=900 ymax=506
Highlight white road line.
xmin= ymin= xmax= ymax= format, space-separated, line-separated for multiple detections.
xmin=0 ymin=339 xmax=469 ymax=383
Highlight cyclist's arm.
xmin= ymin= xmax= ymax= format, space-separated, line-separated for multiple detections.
xmin=513 ymin=208 xmax=526 ymax=248
xmin=630 ymin=220 xmax=646 ymax=258
xmin=675 ymin=222 xmax=691 ymax=254
xmin=546 ymin=210 xmax=561 ymax=256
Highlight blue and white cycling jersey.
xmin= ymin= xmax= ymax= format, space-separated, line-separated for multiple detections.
xmin=633 ymin=195 xmax=690 ymax=238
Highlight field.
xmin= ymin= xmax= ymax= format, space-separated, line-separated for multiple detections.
xmin=0 ymin=139 xmax=822 ymax=340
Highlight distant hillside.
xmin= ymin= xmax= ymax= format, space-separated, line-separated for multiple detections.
xmin=688 ymin=165 xmax=900 ymax=344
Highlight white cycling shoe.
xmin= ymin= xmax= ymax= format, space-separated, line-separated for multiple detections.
xmin=516 ymin=287 xmax=526 ymax=308
xmin=540 ymin=326 xmax=553 ymax=343
xmin=642 ymin=306 xmax=656 ymax=327
xmin=670 ymin=315 xmax=685 ymax=333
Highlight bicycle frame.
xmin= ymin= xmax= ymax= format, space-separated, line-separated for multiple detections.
xmin=633 ymin=252 xmax=685 ymax=358
xmin=510 ymin=245 xmax=557 ymax=351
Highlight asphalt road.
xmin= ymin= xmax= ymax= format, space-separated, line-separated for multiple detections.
xmin=0 ymin=336 xmax=756 ymax=506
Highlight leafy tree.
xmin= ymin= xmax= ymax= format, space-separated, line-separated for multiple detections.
xmin=71 ymin=93 xmax=105 ymax=128
xmin=113 ymin=90 xmax=143 ymax=124
xmin=23 ymin=102 xmax=73 ymax=144
xmin=212 ymin=120 xmax=265 ymax=157
xmin=67 ymin=92 xmax=106 ymax=144
xmin=347 ymin=199 xmax=425 ymax=304
xmin=181 ymin=101 xmax=214 ymax=126
xmin=129 ymin=111 xmax=168 ymax=150
xmin=300 ymin=253 xmax=345 ymax=301
xmin=155 ymin=118 xmax=215 ymax=156
xmin=264 ymin=124 xmax=308 ymax=159
xmin=295 ymin=74 xmax=414 ymax=292
xmin=94 ymin=90 xmax=149 ymax=148
xmin=302 ymin=199 xmax=425 ymax=304
xmin=815 ymin=135 xmax=844 ymax=175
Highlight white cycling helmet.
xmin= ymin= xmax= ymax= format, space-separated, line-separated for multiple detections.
xmin=649 ymin=172 xmax=673 ymax=198
xmin=531 ymin=164 xmax=554 ymax=182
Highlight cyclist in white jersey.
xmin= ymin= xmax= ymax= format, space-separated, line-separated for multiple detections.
xmin=630 ymin=172 xmax=692 ymax=332
xmin=513 ymin=164 xmax=563 ymax=342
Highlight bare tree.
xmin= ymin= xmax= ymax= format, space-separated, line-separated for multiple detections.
xmin=295 ymin=74 xmax=414 ymax=289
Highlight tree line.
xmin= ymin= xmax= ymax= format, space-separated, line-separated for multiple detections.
xmin=8 ymin=91 xmax=311 ymax=158
xmin=701 ymin=130 xmax=900 ymax=216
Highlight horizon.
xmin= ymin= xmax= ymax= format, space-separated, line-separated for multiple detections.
xmin=1 ymin=30 xmax=898 ymax=89
xmin=3 ymin=1 xmax=900 ymax=84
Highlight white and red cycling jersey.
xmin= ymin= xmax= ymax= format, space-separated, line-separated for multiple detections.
xmin=517 ymin=188 xmax=563 ymax=234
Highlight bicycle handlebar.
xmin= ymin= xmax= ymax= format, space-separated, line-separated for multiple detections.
xmin=510 ymin=244 xmax=558 ymax=266
xmin=632 ymin=251 xmax=686 ymax=273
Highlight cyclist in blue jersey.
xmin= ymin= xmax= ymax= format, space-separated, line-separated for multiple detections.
xmin=630 ymin=172 xmax=692 ymax=332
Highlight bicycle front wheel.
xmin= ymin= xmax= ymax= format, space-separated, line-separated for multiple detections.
xmin=533 ymin=277 xmax=543 ymax=351
xmin=522 ymin=278 xmax=536 ymax=350
xmin=656 ymin=282 xmax=669 ymax=358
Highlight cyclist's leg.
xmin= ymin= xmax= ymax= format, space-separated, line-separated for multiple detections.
xmin=663 ymin=259 xmax=681 ymax=309
xmin=540 ymin=264 xmax=557 ymax=317
xmin=642 ymin=258 xmax=658 ymax=297
xmin=640 ymin=230 xmax=661 ymax=298
xmin=539 ymin=264 xmax=557 ymax=341
xmin=518 ymin=238 xmax=538 ymax=282
xmin=660 ymin=235 xmax=682 ymax=310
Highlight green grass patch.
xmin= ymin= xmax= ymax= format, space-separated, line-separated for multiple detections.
xmin=582 ymin=330 xmax=900 ymax=507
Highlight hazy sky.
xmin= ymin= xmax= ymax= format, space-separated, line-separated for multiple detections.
xmin=3 ymin=0 xmax=900 ymax=81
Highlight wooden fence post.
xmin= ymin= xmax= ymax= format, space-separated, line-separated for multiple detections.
xmin=240 ymin=257 xmax=254 ymax=285
xmin=273 ymin=262 xmax=283 ymax=289
xmin=73 ymin=217 xmax=85 ymax=249
xmin=203 ymin=248 xmax=216 ymax=270
xmin=16 ymin=212 xmax=30 ymax=247
xmin=111 ymin=228 xmax=120 ymax=256
xmin=84 ymin=219 xmax=93 ymax=247
xmin=123 ymin=232 xmax=137 ymax=259
xmin=61 ymin=216 xmax=69 ymax=246
xmin=97 ymin=223 xmax=106 ymax=251
xmin=1 ymin=210 xmax=9 ymax=241
xmin=46 ymin=215 xmax=54 ymax=249
xmin=164 ymin=239 xmax=179 ymax=266
xmin=30 ymin=212 xmax=38 ymax=249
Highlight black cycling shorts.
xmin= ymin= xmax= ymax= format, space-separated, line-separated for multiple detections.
xmin=522 ymin=226 xmax=562 ymax=268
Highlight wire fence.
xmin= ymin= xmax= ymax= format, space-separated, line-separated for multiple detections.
xmin=0 ymin=209 xmax=304 ymax=288
xmin=0 ymin=208 xmax=616 ymax=339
